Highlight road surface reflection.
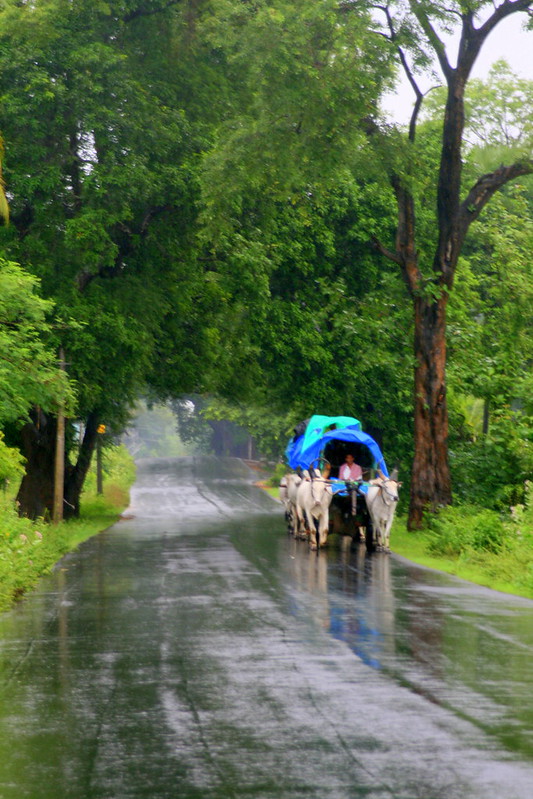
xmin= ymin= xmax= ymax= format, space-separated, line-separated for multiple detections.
xmin=0 ymin=456 xmax=533 ymax=798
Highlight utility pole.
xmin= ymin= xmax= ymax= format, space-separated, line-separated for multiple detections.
xmin=53 ymin=347 xmax=66 ymax=524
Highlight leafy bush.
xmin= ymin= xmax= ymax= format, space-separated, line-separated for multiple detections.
xmin=0 ymin=443 xmax=136 ymax=611
xmin=267 ymin=462 xmax=288 ymax=487
xmin=450 ymin=409 xmax=533 ymax=509
xmin=0 ymin=432 xmax=25 ymax=492
xmin=507 ymin=480 xmax=533 ymax=538
xmin=426 ymin=504 xmax=511 ymax=556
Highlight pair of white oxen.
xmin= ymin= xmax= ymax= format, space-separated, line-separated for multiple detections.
xmin=280 ymin=467 xmax=401 ymax=551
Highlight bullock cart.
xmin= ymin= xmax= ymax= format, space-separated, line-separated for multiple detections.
xmin=284 ymin=415 xmax=396 ymax=553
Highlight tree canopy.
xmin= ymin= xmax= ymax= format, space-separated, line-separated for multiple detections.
xmin=0 ymin=0 xmax=531 ymax=522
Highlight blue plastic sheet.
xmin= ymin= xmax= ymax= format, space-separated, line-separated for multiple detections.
xmin=285 ymin=416 xmax=388 ymax=478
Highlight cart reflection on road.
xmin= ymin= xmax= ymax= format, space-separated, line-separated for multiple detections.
xmin=285 ymin=535 xmax=395 ymax=671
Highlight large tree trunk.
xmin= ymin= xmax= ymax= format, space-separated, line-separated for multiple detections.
xmin=17 ymin=409 xmax=99 ymax=520
xmin=64 ymin=412 xmax=99 ymax=519
xmin=16 ymin=408 xmax=57 ymax=520
xmin=409 ymin=293 xmax=452 ymax=528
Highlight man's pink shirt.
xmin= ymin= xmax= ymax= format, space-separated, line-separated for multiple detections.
xmin=339 ymin=463 xmax=362 ymax=480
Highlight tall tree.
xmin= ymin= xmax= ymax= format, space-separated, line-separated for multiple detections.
xmin=201 ymin=0 xmax=533 ymax=524
xmin=0 ymin=0 xmax=232 ymax=517
xmin=366 ymin=0 xmax=533 ymax=526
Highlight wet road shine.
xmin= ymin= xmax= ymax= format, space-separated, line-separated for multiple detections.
xmin=1 ymin=457 xmax=533 ymax=798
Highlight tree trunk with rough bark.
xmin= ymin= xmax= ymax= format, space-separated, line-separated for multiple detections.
xmin=16 ymin=409 xmax=99 ymax=520
xmin=409 ymin=294 xmax=451 ymax=528
xmin=16 ymin=408 xmax=56 ymax=520
xmin=64 ymin=413 xmax=99 ymax=519
xmin=374 ymin=1 xmax=533 ymax=528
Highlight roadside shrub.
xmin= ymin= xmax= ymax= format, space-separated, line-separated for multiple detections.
xmin=507 ymin=481 xmax=533 ymax=539
xmin=0 ymin=444 xmax=136 ymax=611
xmin=267 ymin=462 xmax=288 ymax=487
xmin=426 ymin=504 xmax=510 ymax=557
xmin=0 ymin=432 xmax=24 ymax=493
xmin=450 ymin=410 xmax=533 ymax=510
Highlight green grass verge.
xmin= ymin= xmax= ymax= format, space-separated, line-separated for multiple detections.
xmin=260 ymin=485 xmax=280 ymax=501
xmin=0 ymin=445 xmax=135 ymax=613
xmin=390 ymin=518 xmax=533 ymax=599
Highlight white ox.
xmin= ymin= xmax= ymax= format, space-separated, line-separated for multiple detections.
xmin=296 ymin=468 xmax=333 ymax=549
xmin=364 ymin=475 xmax=401 ymax=551
xmin=279 ymin=475 xmax=290 ymax=516
xmin=281 ymin=472 xmax=302 ymax=535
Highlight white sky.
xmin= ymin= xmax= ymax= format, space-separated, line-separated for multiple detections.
xmin=382 ymin=13 xmax=533 ymax=123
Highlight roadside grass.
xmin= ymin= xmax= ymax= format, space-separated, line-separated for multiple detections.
xmin=0 ymin=445 xmax=135 ymax=613
xmin=258 ymin=484 xmax=280 ymax=501
xmin=390 ymin=518 xmax=533 ymax=599
xmin=264 ymin=476 xmax=533 ymax=600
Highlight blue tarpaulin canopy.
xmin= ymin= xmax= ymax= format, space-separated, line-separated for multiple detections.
xmin=285 ymin=414 xmax=388 ymax=477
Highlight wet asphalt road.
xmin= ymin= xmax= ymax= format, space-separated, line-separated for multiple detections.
xmin=1 ymin=456 xmax=533 ymax=798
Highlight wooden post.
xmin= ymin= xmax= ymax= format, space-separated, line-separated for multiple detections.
xmin=53 ymin=348 xmax=66 ymax=524
xmin=96 ymin=424 xmax=106 ymax=495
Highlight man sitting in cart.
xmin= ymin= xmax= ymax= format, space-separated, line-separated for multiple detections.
xmin=338 ymin=453 xmax=363 ymax=482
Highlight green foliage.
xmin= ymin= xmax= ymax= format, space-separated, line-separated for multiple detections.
xmin=450 ymin=409 xmax=533 ymax=509
xmin=0 ymin=442 xmax=135 ymax=611
xmin=201 ymin=0 xmax=394 ymax=232
xmin=426 ymin=505 xmax=510 ymax=557
xmin=452 ymin=186 xmax=533 ymax=410
xmin=197 ymin=175 xmax=413 ymax=470
xmin=0 ymin=432 xmax=24 ymax=491
xmin=202 ymin=396 xmax=297 ymax=462
xmin=447 ymin=171 xmax=533 ymax=509
xmin=0 ymin=258 xmax=71 ymax=424
xmin=267 ymin=462 xmax=289 ymax=488
xmin=391 ymin=510 xmax=533 ymax=599
xmin=0 ymin=0 xmax=530 ymax=535
xmin=82 ymin=443 xmax=136 ymax=497
xmin=0 ymin=136 xmax=8 ymax=224
xmin=509 ymin=481 xmax=533 ymax=535
xmin=465 ymin=60 xmax=533 ymax=152
xmin=171 ymin=397 xmax=214 ymax=454
xmin=0 ymin=0 xmax=230 ymax=455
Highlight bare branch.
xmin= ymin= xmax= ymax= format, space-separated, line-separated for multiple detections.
xmin=370 ymin=236 xmax=403 ymax=265
xmin=379 ymin=3 xmax=425 ymax=113
xmin=408 ymin=0 xmax=452 ymax=79
xmin=456 ymin=0 xmax=533 ymax=81
xmin=408 ymin=88 xmax=424 ymax=142
xmin=476 ymin=0 xmax=533 ymax=41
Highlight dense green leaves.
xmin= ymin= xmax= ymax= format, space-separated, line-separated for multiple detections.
xmin=0 ymin=0 xmax=531 ymax=521
xmin=200 ymin=0 xmax=394 ymax=232
xmin=0 ymin=0 xmax=219 ymax=431
xmin=0 ymin=258 xmax=69 ymax=424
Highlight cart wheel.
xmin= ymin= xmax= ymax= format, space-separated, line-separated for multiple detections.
xmin=365 ymin=521 xmax=375 ymax=554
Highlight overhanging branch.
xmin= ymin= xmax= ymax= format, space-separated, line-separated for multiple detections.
xmin=459 ymin=159 xmax=533 ymax=238
xmin=370 ymin=236 xmax=403 ymax=265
